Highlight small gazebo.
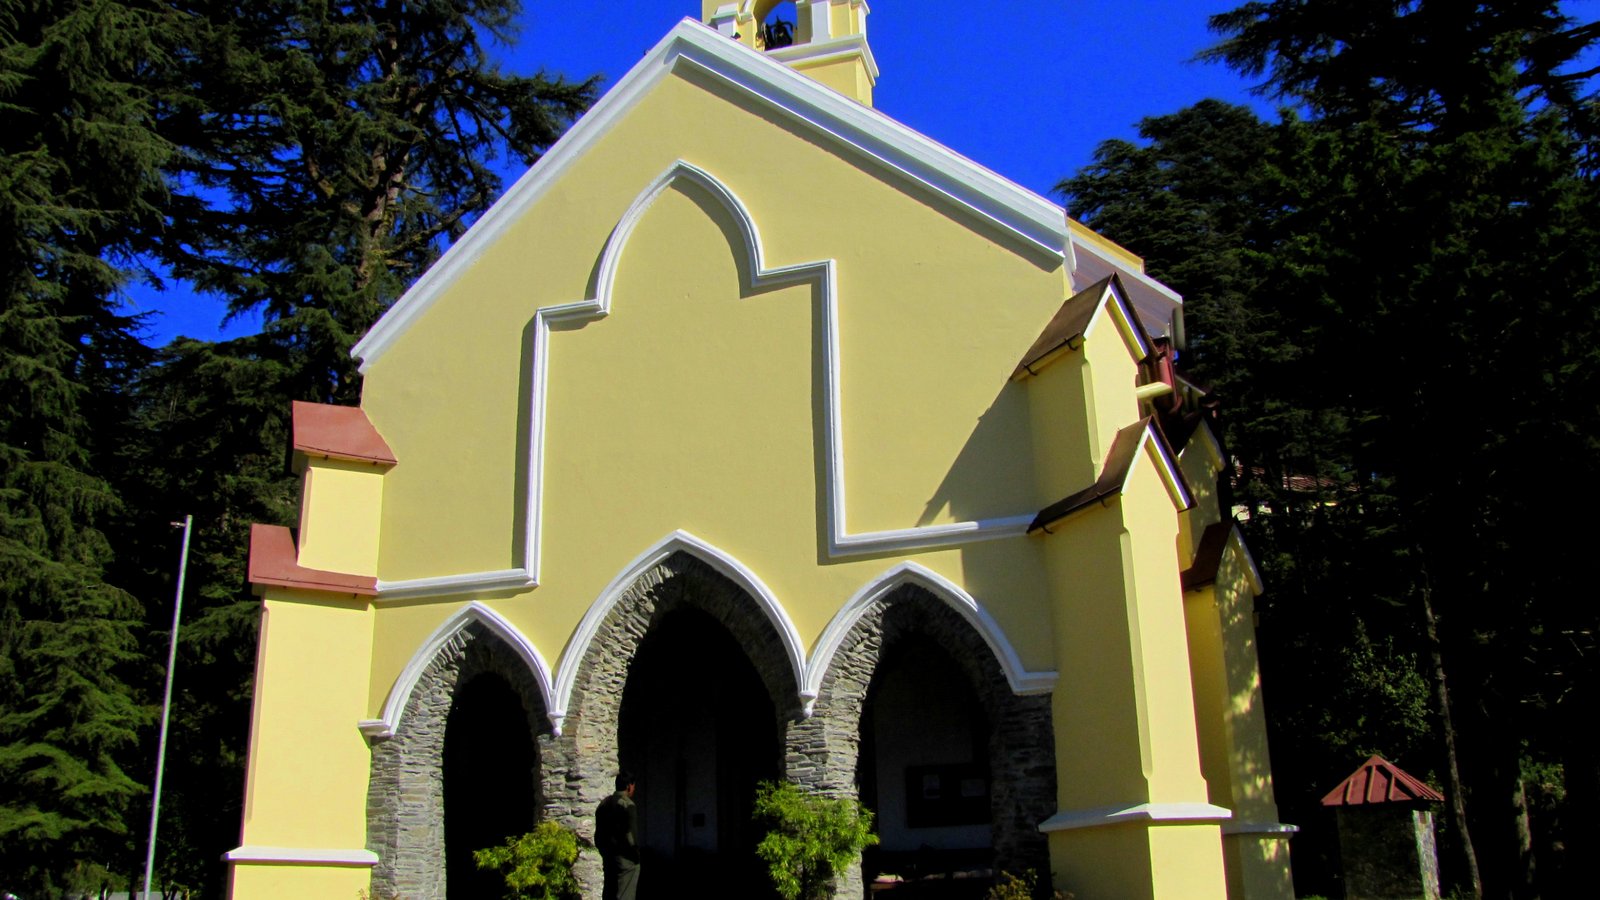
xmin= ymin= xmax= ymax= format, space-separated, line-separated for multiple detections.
xmin=1322 ymin=755 xmax=1445 ymax=900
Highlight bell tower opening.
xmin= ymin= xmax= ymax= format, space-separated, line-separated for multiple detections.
xmin=704 ymin=0 xmax=879 ymax=105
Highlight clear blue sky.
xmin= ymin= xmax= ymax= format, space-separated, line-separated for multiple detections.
xmin=124 ymin=1 xmax=1272 ymax=346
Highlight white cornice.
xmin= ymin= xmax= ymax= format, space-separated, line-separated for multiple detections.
xmin=224 ymin=845 xmax=379 ymax=866
xmin=1038 ymin=802 xmax=1233 ymax=833
xmin=352 ymin=17 xmax=1176 ymax=372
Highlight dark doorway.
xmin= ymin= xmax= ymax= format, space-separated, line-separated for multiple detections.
xmin=859 ymin=638 xmax=993 ymax=892
xmin=618 ymin=607 xmax=781 ymax=898
xmin=443 ymin=671 xmax=539 ymax=898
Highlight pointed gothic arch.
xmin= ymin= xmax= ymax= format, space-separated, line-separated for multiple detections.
xmin=786 ymin=580 xmax=1059 ymax=900
xmin=365 ymin=618 xmax=555 ymax=899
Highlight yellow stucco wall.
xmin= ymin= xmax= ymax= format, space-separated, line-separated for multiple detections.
xmin=296 ymin=460 xmax=385 ymax=576
xmin=229 ymin=26 xmax=1290 ymax=898
xmin=358 ymin=69 xmax=1073 ymax=710
xmin=235 ymin=593 xmax=375 ymax=849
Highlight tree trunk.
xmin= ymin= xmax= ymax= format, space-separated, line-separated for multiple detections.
xmin=1421 ymin=576 xmax=1483 ymax=899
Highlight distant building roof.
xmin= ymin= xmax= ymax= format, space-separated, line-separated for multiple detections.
xmin=1322 ymin=755 xmax=1444 ymax=807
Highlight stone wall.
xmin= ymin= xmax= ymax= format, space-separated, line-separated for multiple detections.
xmin=366 ymin=561 xmax=1056 ymax=899
xmin=367 ymin=622 xmax=552 ymax=899
xmin=543 ymin=551 xmax=805 ymax=897
xmin=789 ymin=585 xmax=1057 ymax=900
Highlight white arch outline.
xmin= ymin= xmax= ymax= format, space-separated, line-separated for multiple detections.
xmin=549 ymin=530 xmax=809 ymax=734
xmin=358 ymin=600 xmax=555 ymax=740
xmin=376 ymin=159 xmax=1038 ymax=600
xmin=802 ymin=561 xmax=1058 ymax=709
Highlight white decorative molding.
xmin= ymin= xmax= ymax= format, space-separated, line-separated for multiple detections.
xmin=352 ymin=17 xmax=1175 ymax=371
xmin=1037 ymin=802 xmax=1233 ymax=833
xmin=765 ymin=33 xmax=880 ymax=80
xmin=367 ymin=601 xmax=555 ymax=739
xmin=377 ymin=567 xmax=534 ymax=601
xmin=552 ymin=530 xmax=809 ymax=729
xmin=372 ymin=158 xmax=1095 ymax=599
xmin=805 ymin=561 xmax=1058 ymax=711
xmin=1222 ymin=820 xmax=1299 ymax=837
xmin=223 ymin=845 xmax=380 ymax=866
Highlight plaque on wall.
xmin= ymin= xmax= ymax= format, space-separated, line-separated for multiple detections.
xmin=904 ymin=764 xmax=990 ymax=827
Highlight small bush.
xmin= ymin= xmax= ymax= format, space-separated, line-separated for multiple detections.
xmin=985 ymin=869 xmax=1074 ymax=900
xmin=473 ymin=821 xmax=582 ymax=900
xmin=753 ymin=780 xmax=879 ymax=900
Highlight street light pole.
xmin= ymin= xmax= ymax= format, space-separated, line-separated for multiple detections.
xmin=143 ymin=515 xmax=192 ymax=899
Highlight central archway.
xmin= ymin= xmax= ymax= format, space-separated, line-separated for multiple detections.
xmin=619 ymin=607 xmax=781 ymax=895
xmin=549 ymin=550 xmax=803 ymax=898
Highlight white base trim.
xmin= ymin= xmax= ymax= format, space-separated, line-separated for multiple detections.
xmin=1038 ymin=802 xmax=1232 ymax=833
xmin=1222 ymin=820 xmax=1299 ymax=837
xmin=224 ymin=845 xmax=379 ymax=867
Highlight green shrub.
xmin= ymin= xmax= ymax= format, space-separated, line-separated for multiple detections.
xmin=753 ymin=780 xmax=880 ymax=900
xmin=985 ymin=869 xmax=1074 ymax=900
xmin=473 ymin=821 xmax=582 ymax=900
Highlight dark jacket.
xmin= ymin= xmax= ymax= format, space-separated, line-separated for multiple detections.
xmin=595 ymin=791 xmax=640 ymax=867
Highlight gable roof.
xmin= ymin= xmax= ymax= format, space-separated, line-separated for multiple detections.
xmin=1012 ymin=274 xmax=1151 ymax=379
xmin=1322 ymin=755 xmax=1444 ymax=807
xmin=1028 ymin=417 xmax=1192 ymax=533
xmin=352 ymin=17 xmax=1180 ymax=372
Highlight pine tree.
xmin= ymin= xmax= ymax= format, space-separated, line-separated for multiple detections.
xmin=0 ymin=0 xmax=175 ymax=891
xmin=106 ymin=2 xmax=598 ymax=890
xmin=1062 ymin=2 xmax=1600 ymax=895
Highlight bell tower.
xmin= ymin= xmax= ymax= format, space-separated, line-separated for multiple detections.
xmin=703 ymin=1 xmax=879 ymax=105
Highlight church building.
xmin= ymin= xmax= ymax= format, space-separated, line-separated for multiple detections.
xmin=225 ymin=3 xmax=1296 ymax=898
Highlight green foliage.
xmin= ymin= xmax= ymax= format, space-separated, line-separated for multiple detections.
xmin=0 ymin=0 xmax=173 ymax=890
xmin=472 ymin=821 xmax=582 ymax=900
xmin=753 ymin=780 xmax=879 ymax=900
xmin=984 ymin=869 xmax=1073 ymax=900
xmin=1063 ymin=2 xmax=1600 ymax=894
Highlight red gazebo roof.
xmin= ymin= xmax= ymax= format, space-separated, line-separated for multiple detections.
xmin=1321 ymin=755 xmax=1443 ymax=807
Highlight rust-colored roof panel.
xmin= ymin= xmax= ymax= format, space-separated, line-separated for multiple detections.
xmin=1029 ymin=417 xmax=1152 ymax=532
xmin=1181 ymin=521 xmax=1232 ymax=591
xmin=291 ymin=401 xmax=397 ymax=466
xmin=247 ymin=523 xmax=378 ymax=597
xmin=1321 ymin=755 xmax=1444 ymax=807
xmin=1012 ymin=275 xmax=1113 ymax=378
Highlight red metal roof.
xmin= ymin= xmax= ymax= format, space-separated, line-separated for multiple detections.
xmin=291 ymin=401 xmax=397 ymax=466
xmin=247 ymin=524 xmax=378 ymax=597
xmin=1321 ymin=755 xmax=1444 ymax=807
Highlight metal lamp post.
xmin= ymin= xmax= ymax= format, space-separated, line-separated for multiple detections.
xmin=142 ymin=515 xmax=193 ymax=899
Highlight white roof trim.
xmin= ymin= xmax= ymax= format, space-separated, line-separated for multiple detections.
xmin=352 ymin=17 xmax=1175 ymax=371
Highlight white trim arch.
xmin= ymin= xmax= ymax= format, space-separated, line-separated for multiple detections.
xmin=359 ymin=601 xmax=555 ymax=740
xmin=803 ymin=561 xmax=1057 ymax=711
xmin=549 ymin=529 xmax=809 ymax=734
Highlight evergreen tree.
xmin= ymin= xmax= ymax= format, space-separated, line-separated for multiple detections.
xmin=105 ymin=2 xmax=598 ymax=890
xmin=0 ymin=0 xmax=176 ymax=892
xmin=1056 ymin=3 xmax=1593 ymax=890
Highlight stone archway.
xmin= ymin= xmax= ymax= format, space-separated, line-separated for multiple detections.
xmin=539 ymin=550 xmax=805 ymax=898
xmin=788 ymin=584 xmax=1057 ymax=900
xmin=367 ymin=621 xmax=553 ymax=899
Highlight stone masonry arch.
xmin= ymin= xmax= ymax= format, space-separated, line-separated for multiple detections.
xmin=539 ymin=550 xmax=806 ymax=896
xmin=788 ymin=584 xmax=1057 ymax=900
xmin=367 ymin=621 xmax=553 ymax=899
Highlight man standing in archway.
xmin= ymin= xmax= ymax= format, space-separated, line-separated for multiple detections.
xmin=596 ymin=771 xmax=640 ymax=900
